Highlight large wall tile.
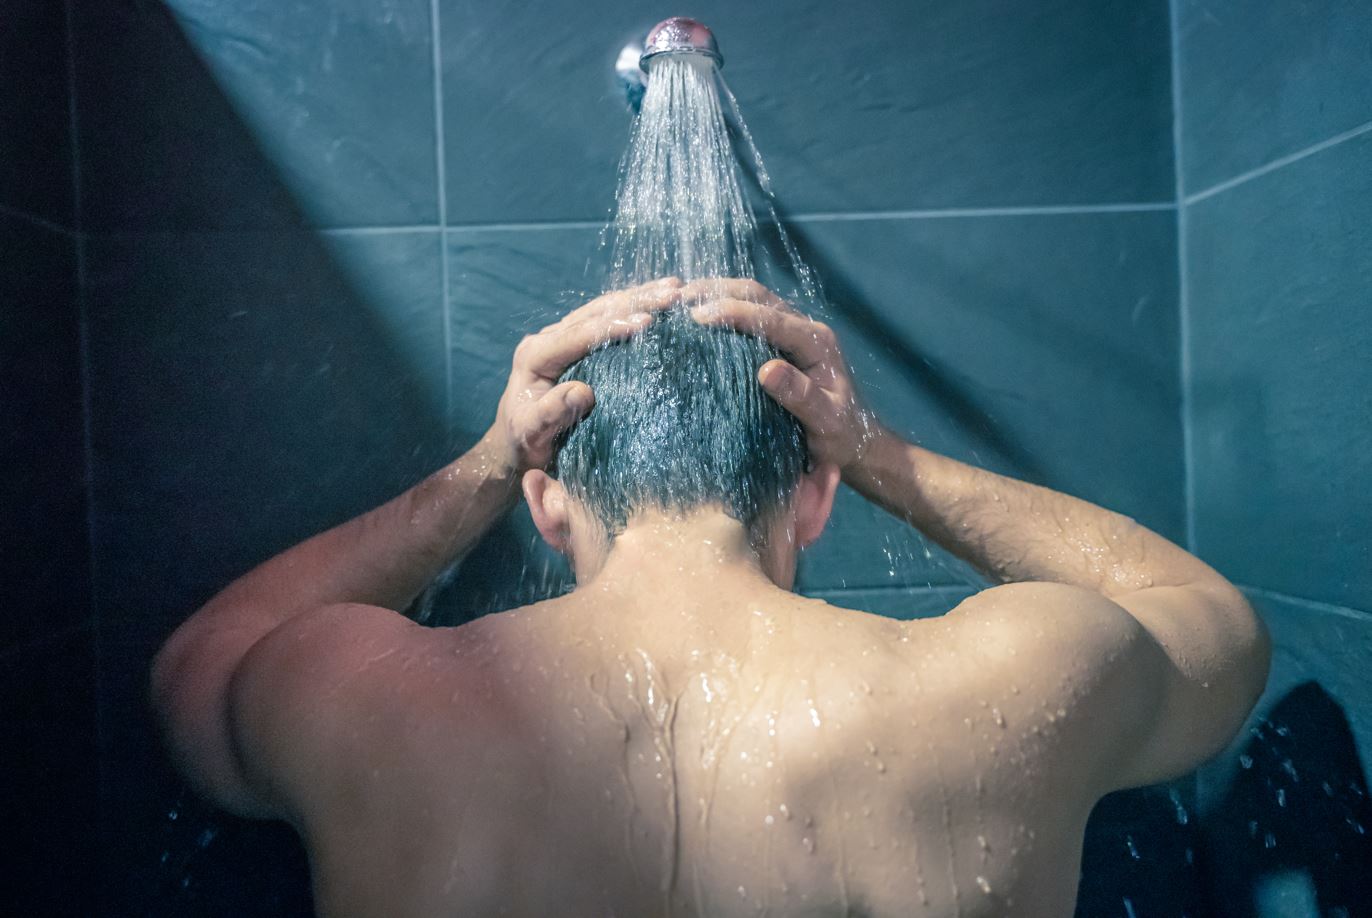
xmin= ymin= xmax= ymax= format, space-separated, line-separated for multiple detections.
xmin=442 ymin=228 xmax=606 ymax=620
xmin=0 ymin=627 xmax=96 ymax=917
xmin=440 ymin=0 xmax=1173 ymax=224
xmin=73 ymin=0 xmax=438 ymax=231
xmin=1178 ymin=0 xmax=1372 ymax=194
xmin=0 ymin=215 xmax=88 ymax=650
xmin=1188 ymin=133 xmax=1372 ymax=609
xmin=85 ymin=230 xmax=448 ymax=625
xmin=0 ymin=0 xmax=74 ymax=226
xmin=791 ymin=210 xmax=1183 ymax=590
xmin=442 ymin=212 xmax=1181 ymax=598
xmin=1195 ymin=591 xmax=1372 ymax=916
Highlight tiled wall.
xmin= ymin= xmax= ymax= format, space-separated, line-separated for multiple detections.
xmin=67 ymin=0 xmax=1195 ymax=915
xmin=0 ymin=2 xmax=94 ymax=916
xmin=1175 ymin=0 xmax=1372 ymax=913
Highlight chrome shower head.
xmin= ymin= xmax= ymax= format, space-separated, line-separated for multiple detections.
xmin=639 ymin=17 xmax=723 ymax=71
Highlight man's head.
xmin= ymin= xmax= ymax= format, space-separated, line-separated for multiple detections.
xmin=522 ymin=306 xmax=838 ymax=587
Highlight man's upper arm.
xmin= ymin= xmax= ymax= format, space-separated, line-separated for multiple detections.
xmin=948 ymin=580 xmax=1268 ymax=794
xmin=225 ymin=604 xmax=426 ymax=821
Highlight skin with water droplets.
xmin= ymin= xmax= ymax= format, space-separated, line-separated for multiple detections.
xmin=157 ymin=16 xmax=1265 ymax=913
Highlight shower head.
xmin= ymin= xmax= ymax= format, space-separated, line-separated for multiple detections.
xmin=639 ymin=17 xmax=723 ymax=71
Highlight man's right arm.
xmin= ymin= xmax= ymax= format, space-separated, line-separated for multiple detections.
xmin=690 ymin=286 xmax=1270 ymax=789
xmin=847 ymin=429 xmax=1270 ymax=786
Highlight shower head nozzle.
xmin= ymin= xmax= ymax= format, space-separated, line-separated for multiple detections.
xmin=639 ymin=17 xmax=722 ymax=71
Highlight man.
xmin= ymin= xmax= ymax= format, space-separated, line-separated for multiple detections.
xmin=153 ymin=277 xmax=1269 ymax=917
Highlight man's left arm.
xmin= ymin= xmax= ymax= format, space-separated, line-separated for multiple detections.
xmin=151 ymin=279 xmax=683 ymax=817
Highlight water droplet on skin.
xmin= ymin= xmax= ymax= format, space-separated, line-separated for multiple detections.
xmin=1264 ymin=832 xmax=1277 ymax=849
xmin=978 ymin=834 xmax=990 ymax=852
xmin=976 ymin=876 xmax=993 ymax=895
xmin=1126 ymin=835 xmax=1140 ymax=859
xmin=1239 ymin=754 xmax=1253 ymax=769
xmin=1276 ymin=788 xmax=1286 ymax=807
xmin=802 ymin=837 xmax=815 ymax=854
xmin=992 ymin=707 xmax=1005 ymax=728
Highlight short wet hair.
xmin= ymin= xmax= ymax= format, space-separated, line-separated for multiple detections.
xmin=553 ymin=306 xmax=808 ymax=540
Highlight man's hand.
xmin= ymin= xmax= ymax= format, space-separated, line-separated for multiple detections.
xmin=684 ymin=278 xmax=878 ymax=474
xmin=484 ymin=277 xmax=684 ymax=474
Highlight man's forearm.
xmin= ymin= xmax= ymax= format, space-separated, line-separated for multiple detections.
xmin=199 ymin=434 xmax=519 ymax=627
xmin=846 ymin=428 xmax=1226 ymax=599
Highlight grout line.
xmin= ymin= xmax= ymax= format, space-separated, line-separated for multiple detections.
xmin=318 ymin=223 xmax=441 ymax=236
xmin=63 ymin=0 xmax=83 ymax=234
xmin=445 ymin=219 xmax=608 ymax=233
xmin=786 ymin=202 xmax=1176 ymax=222
xmin=428 ymin=0 xmax=453 ymax=434
xmin=1238 ymin=585 xmax=1372 ymax=623
xmin=73 ymin=202 xmax=1184 ymax=243
xmin=0 ymin=621 xmax=94 ymax=666
xmin=64 ymin=0 xmax=106 ymax=817
xmin=0 ymin=202 xmax=78 ymax=237
xmin=1184 ymin=118 xmax=1372 ymax=205
xmin=1168 ymin=0 xmax=1196 ymax=554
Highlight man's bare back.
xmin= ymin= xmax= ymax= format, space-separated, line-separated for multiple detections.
xmin=154 ymin=280 xmax=1268 ymax=917
xmin=234 ymin=561 xmax=1188 ymax=918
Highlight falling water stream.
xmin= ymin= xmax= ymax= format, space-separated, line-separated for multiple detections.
xmin=412 ymin=42 xmax=978 ymax=628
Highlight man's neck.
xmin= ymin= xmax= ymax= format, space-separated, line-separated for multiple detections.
xmin=579 ymin=510 xmax=780 ymax=595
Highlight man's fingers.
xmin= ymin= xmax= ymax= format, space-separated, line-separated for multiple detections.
xmin=517 ymin=311 xmax=654 ymax=377
xmin=679 ymin=277 xmax=789 ymax=310
xmin=523 ymin=381 xmax=594 ymax=450
xmin=757 ymin=359 xmax=827 ymax=424
xmin=552 ymin=277 xmax=682 ymax=329
xmin=690 ymin=298 xmax=834 ymax=370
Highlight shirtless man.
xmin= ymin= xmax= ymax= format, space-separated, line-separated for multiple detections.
xmin=153 ymin=277 xmax=1269 ymax=917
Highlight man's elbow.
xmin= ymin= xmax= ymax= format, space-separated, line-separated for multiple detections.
xmin=149 ymin=615 xmax=269 ymax=815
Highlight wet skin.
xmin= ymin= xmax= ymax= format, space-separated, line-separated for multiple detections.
xmin=154 ymin=279 xmax=1270 ymax=917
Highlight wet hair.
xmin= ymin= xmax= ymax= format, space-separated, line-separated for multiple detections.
xmin=553 ymin=306 xmax=808 ymax=541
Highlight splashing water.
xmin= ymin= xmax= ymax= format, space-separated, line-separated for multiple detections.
xmin=608 ymin=55 xmax=755 ymax=287
xmin=422 ymin=42 xmax=983 ymax=626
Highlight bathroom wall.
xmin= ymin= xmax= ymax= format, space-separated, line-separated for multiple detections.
xmin=0 ymin=1 xmax=95 ymax=916
xmin=1175 ymin=1 xmax=1372 ymax=913
xmin=70 ymin=1 xmax=1192 ymax=915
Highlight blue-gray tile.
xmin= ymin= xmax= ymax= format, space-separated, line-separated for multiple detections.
xmin=440 ymin=0 xmax=1174 ymax=224
xmin=0 ymin=0 xmax=75 ymax=227
xmin=1187 ymin=132 xmax=1372 ymax=610
xmin=0 ymin=626 xmax=96 ymax=917
xmin=73 ymin=0 xmax=438 ymax=231
xmin=801 ymin=586 xmax=976 ymax=620
xmin=442 ymin=228 xmax=606 ymax=619
xmin=84 ymin=230 xmax=448 ymax=624
xmin=789 ymin=210 xmax=1184 ymax=590
xmin=1195 ymin=591 xmax=1372 ymax=916
xmin=444 ymin=213 xmax=1182 ymax=597
xmin=0 ymin=215 xmax=88 ymax=651
xmin=1178 ymin=0 xmax=1372 ymax=195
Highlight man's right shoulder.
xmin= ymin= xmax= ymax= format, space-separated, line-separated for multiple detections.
xmin=925 ymin=583 xmax=1160 ymax=792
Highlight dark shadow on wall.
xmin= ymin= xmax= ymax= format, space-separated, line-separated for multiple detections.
xmin=75 ymin=4 xmax=448 ymax=917
xmin=759 ymin=216 xmax=1054 ymax=485
xmin=1198 ymin=683 xmax=1372 ymax=918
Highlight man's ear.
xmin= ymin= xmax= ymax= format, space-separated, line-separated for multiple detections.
xmin=795 ymin=461 xmax=841 ymax=549
xmin=523 ymin=470 xmax=572 ymax=554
